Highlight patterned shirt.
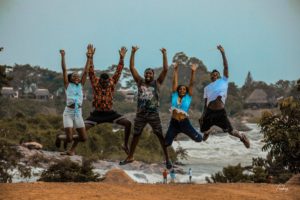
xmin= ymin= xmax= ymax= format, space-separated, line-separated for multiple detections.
xmin=89 ymin=60 xmax=124 ymax=111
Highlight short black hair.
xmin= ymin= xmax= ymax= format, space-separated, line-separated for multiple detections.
xmin=211 ymin=69 xmax=220 ymax=74
xmin=144 ymin=68 xmax=154 ymax=74
xmin=211 ymin=69 xmax=221 ymax=78
xmin=177 ymin=85 xmax=189 ymax=95
xmin=100 ymin=73 xmax=109 ymax=80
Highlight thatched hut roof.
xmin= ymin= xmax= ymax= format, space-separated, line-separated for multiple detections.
xmin=245 ymin=89 xmax=269 ymax=104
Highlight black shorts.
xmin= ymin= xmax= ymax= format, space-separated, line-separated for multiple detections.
xmin=85 ymin=110 xmax=124 ymax=126
xmin=133 ymin=111 xmax=163 ymax=136
xmin=200 ymin=108 xmax=233 ymax=133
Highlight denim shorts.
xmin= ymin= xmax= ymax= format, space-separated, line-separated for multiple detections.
xmin=165 ymin=118 xmax=202 ymax=146
xmin=63 ymin=107 xmax=85 ymax=128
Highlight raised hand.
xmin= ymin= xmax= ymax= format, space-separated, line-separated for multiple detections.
xmin=160 ymin=48 xmax=167 ymax=55
xmin=119 ymin=47 xmax=127 ymax=58
xmin=87 ymin=44 xmax=96 ymax=58
xmin=217 ymin=45 xmax=225 ymax=53
xmin=59 ymin=49 xmax=65 ymax=56
xmin=173 ymin=62 xmax=179 ymax=71
xmin=191 ymin=63 xmax=198 ymax=72
xmin=131 ymin=46 xmax=139 ymax=53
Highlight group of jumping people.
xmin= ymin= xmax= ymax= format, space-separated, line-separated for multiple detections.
xmin=55 ymin=44 xmax=250 ymax=169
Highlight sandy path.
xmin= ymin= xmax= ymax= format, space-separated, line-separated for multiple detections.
xmin=0 ymin=182 xmax=299 ymax=200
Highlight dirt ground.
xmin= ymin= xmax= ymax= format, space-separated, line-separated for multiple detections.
xmin=0 ymin=182 xmax=299 ymax=200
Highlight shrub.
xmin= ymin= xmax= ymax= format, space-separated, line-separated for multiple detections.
xmin=0 ymin=140 xmax=31 ymax=183
xmin=38 ymin=158 xmax=101 ymax=182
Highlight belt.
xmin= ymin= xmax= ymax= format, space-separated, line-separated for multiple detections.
xmin=67 ymin=104 xmax=82 ymax=109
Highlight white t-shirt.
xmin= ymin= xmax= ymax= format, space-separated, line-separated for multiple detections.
xmin=203 ymin=76 xmax=228 ymax=105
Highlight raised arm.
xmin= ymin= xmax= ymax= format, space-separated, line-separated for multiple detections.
xmin=188 ymin=64 xmax=197 ymax=96
xmin=157 ymin=48 xmax=168 ymax=84
xmin=81 ymin=44 xmax=95 ymax=86
xmin=129 ymin=46 xmax=142 ymax=83
xmin=111 ymin=47 xmax=127 ymax=84
xmin=172 ymin=62 xmax=179 ymax=92
xmin=60 ymin=50 xmax=68 ymax=89
xmin=88 ymin=46 xmax=99 ymax=89
xmin=217 ymin=45 xmax=228 ymax=78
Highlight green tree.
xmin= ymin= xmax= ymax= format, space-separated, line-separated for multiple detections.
xmin=0 ymin=65 xmax=13 ymax=92
xmin=244 ymin=71 xmax=253 ymax=87
xmin=259 ymin=96 xmax=300 ymax=173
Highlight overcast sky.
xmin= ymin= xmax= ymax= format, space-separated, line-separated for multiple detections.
xmin=1 ymin=0 xmax=300 ymax=86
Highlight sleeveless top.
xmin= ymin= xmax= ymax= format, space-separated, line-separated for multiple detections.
xmin=171 ymin=92 xmax=192 ymax=116
xmin=65 ymin=83 xmax=83 ymax=114
xmin=137 ymin=80 xmax=160 ymax=113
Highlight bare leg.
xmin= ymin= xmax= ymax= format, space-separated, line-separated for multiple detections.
xmin=55 ymin=128 xmax=73 ymax=149
xmin=155 ymin=133 xmax=171 ymax=169
xmin=229 ymin=130 xmax=250 ymax=148
xmin=202 ymin=131 xmax=210 ymax=141
xmin=115 ymin=118 xmax=132 ymax=155
xmin=148 ymin=114 xmax=172 ymax=169
xmin=67 ymin=124 xmax=92 ymax=155
xmin=125 ymin=134 xmax=140 ymax=161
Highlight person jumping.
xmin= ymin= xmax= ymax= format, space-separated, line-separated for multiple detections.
xmin=199 ymin=45 xmax=250 ymax=148
xmin=119 ymin=46 xmax=172 ymax=169
xmin=55 ymin=44 xmax=92 ymax=155
xmin=70 ymin=46 xmax=132 ymax=155
xmin=164 ymin=62 xmax=203 ymax=147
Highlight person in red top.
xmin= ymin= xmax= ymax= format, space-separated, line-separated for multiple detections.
xmin=162 ymin=169 xmax=168 ymax=184
xmin=68 ymin=46 xmax=132 ymax=155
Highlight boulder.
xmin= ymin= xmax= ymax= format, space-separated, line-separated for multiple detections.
xmin=103 ymin=169 xmax=135 ymax=184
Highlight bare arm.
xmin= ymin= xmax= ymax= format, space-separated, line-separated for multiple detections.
xmin=81 ymin=44 xmax=95 ymax=86
xmin=129 ymin=46 xmax=142 ymax=83
xmin=60 ymin=50 xmax=68 ymax=89
xmin=172 ymin=62 xmax=178 ymax=92
xmin=217 ymin=45 xmax=228 ymax=78
xmin=188 ymin=64 xmax=197 ymax=96
xmin=112 ymin=47 xmax=127 ymax=84
xmin=157 ymin=48 xmax=168 ymax=84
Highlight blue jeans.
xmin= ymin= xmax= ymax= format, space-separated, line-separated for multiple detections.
xmin=165 ymin=118 xmax=203 ymax=146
